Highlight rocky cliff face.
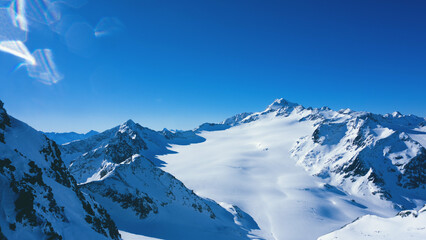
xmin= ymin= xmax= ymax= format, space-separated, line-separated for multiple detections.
xmin=0 ymin=100 xmax=121 ymax=240
xmin=290 ymin=107 xmax=426 ymax=209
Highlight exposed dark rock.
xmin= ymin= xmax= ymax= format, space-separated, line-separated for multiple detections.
xmin=400 ymin=148 xmax=426 ymax=189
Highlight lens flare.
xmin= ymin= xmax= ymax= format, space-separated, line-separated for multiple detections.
xmin=0 ymin=40 xmax=35 ymax=64
xmin=0 ymin=0 xmax=63 ymax=84
xmin=0 ymin=6 xmax=27 ymax=41
xmin=26 ymin=49 xmax=63 ymax=85
xmin=94 ymin=17 xmax=124 ymax=37
xmin=9 ymin=0 xmax=28 ymax=31
xmin=24 ymin=0 xmax=61 ymax=25
xmin=1 ymin=0 xmax=121 ymax=85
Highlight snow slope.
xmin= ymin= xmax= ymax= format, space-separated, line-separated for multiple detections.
xmin=119 ymin=230 xmax=161 ymax=240
xmin=61 ymin=120 xmax=261 ymax=240
xmin=0 ymin=100 xmax=120 ymax=240
xmin=291 ymin=107 xmax=426 ymax=209
xmin=8 ymin=96 xmax=423 ymax=240
xmin=159 ymin=98 xmax=426 ymax=240
xmin=318 ymin=206 xmax=426 ymax=240
xmin=160 ymin=109 xmax=373 ymax=239
xmin=60 ymin=120 xmax=205 ymax=183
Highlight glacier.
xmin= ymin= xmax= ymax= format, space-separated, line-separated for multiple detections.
xmin=1 ymin=97 xmax=425 ymax=240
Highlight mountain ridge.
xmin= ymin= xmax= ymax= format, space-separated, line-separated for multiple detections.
xmin=43 ymin=130 xmax=99 ymax=145
xmin=60 ymin=116 xmax=262 ymax=239
xmin=0 ymin=100 xmax=121 ymax=240
xmin=5 ymin=97 xmax=426 ymax=240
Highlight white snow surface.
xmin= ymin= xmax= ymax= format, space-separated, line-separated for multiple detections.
xmin=60 ymin=120 xmax=260 ymax=240
xmin=50 ymin=98 xmax=426 ymax=240
xmin=81 ymin=154 xmax=259 ymax=240
xmin=318 ymin=206 xmax=426 ymax=240
xmin=160 ymin=111 xmax=387 ymax=240
xmin=119 ymin=230 xmax=162 ymax=240
xmin=159 ymin=99 xmax=426 ymax=240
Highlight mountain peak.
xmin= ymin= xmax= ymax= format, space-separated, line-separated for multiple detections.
xmin=122 ymin=119 xmax=137 ymax=127
xmin=266 ymin=98 xmax=300 ymax=111
xmin=86 ymin=130 xmax=99 ymax=135
xmin=392 ymin=111 xmax=403 ymax=118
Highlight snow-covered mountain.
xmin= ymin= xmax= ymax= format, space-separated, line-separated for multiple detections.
xmin=290 ymin=102 xmax=426 ymax=210
xmin=159 ymin=98 xmax=426 ymax=240
xmin=318 ymin=205 xmax=426 ymax=240
xmin=60 ymin=120 xmax=205 ymax=182
xmin=60 ymin=120 xmax=261 ymax=239
xmin=211 ymin=98 xmax=426 ymax=209
xmin=0 ymin=100 xmax=120 ymax=240
xmin=43 ymin=130 xmax=99 ymax=145
xmin=3 ymin=97 xmax=425 ymax=240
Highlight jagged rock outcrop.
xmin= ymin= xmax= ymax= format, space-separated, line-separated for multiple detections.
xmin=0 ymin=100 xmax=121 ymax=240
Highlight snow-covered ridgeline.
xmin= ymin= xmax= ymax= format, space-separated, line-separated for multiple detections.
xmin=318 ymin=205 xmax=426 ymax=240
xmin=160 ymin=98 xmax=426 ymax=240
xmin=27 ymin=97 xmax=426 ymax=240
xmin=60 ymin=120 xmax=262 ymax=239
xmin=0 ymin=100 xmax=120 ymax=239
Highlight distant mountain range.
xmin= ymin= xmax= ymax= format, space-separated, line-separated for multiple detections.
xmin=43 ymin=131 xmax=99 ymax=145
xmin=1 ymin=98 xmax=425 ymax=240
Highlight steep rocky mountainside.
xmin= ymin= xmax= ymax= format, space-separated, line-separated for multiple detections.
xmin=60 ymin=120 xmax=261 ymax=240
xmin=60 ymin=120 xmax=204 ymax=183
xmin=287 ymin=102 xmax=426 ymax=209
xmin=0 ymin=100 xmax=120 ymax=240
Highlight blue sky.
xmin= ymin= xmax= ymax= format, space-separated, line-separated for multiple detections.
xmin=0 ymin=0 xmax=425 ymax=132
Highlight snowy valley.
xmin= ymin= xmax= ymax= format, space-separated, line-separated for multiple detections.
xmin=1 ymin=98 xmax=425 ymax=240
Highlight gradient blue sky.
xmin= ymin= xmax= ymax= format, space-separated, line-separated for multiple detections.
xmin=1 ymin=0 xmax=425 ymax=132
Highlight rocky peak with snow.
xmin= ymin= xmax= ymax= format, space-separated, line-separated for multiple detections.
xmin=192 ymin=98 xmax=426 ymax=209
xmin=60 ymin=118 xmax=207 ymax=184
xmin=60 ymin=120 xmax=262 ymax=239
xmin=261 ymin=98 xmax=305 ymax=118
xmin=221 ymin=112 xmax=252 ymax=126
xmin=0 ymin=101 xmax=120 ymax=240
xmin=258 ymin=99 xmax=426 ymax=209
xmin=265 ymin=98 xmax=300 ymax=111
xmin=119 ymin=119 xmax=138 ymax=131
xmin=4 ymin=96 xmax=425 ymax=240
